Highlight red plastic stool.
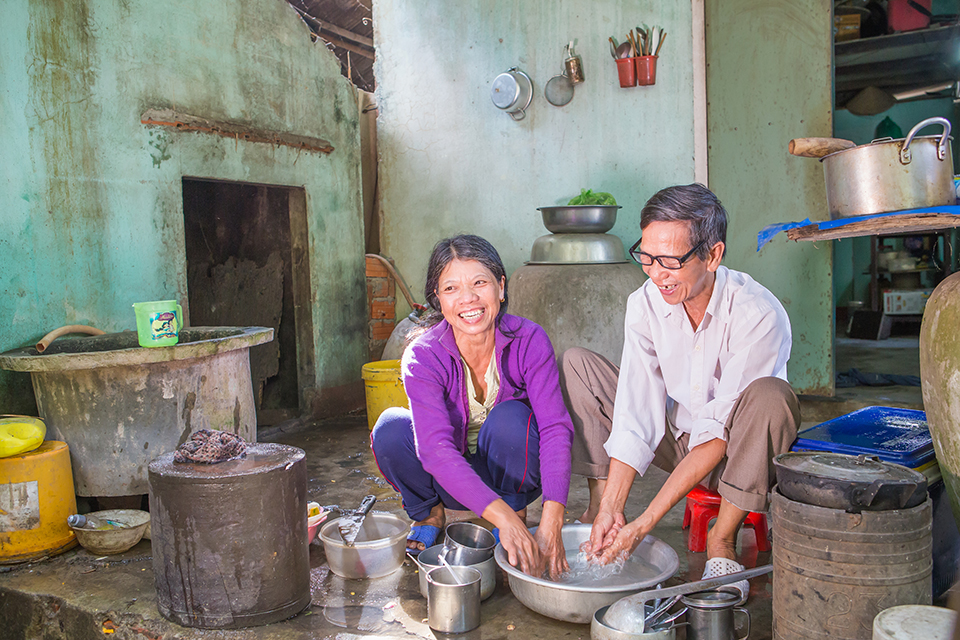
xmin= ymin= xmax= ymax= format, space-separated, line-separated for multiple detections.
xmin=681 ymin=485 xmax=770 ymax=553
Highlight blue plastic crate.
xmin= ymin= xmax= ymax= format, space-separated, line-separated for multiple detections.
xmin=792 ymin=406 xmax=934 ymax=469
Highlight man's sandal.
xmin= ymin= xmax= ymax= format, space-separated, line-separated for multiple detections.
xmin=701 ymin=556 xmax=749 ymax=605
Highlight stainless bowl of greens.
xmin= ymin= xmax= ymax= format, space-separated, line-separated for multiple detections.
xmin=538 ymin=205 xmax=621 ymax=234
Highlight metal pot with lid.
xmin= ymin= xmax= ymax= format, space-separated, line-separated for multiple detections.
xmin=491 ymin=67 xmax=534 ymax=121
xmin=774 ymin=451 xmax=928 ymax=512
xmin=791 ymin=117 xmax=954 ymax=218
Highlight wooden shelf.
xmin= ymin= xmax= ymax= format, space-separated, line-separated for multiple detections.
xmin=865 ymin=267 xmax=939 ymax=274
xmin=787 ymin=211 xmax=960 ymax=242
xmin=835 ymin=23 xmax=960 ymax=98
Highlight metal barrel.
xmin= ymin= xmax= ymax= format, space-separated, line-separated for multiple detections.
xmin=148 ymin=443 xmax=309 ymax=629
xmin=771 ymin=489 xmax=932 ymax=639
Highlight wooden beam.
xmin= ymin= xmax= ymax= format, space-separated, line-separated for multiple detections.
xmin=316 ymin=21 xmax=373 ymax=48
xmin=291 ymin=6 xmax=374 ymax=48
xmin=321 ymin=34 xmax=375 ymax=60
xmin=140 ymin=109 xmax=334 ymax=154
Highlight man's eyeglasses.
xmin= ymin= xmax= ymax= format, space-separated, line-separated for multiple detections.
xmin=629 ymin=239 xmax=705 ymax=270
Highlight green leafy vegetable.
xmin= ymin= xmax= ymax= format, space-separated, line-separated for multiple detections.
xmin=567 ymin=189 xmax=617 ymax=206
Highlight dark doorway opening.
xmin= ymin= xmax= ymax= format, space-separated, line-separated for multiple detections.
xmin=182 ymin=179 xmax=314 ymax=426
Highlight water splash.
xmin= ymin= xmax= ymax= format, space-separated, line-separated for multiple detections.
xmin=551 ymin=550 xmax=661 ymax=588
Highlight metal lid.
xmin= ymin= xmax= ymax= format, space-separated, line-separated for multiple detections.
xmin=148 ymin=442 xmax=305 ymax=483
xmin=774 ymin=452 xmax=925 ymax=484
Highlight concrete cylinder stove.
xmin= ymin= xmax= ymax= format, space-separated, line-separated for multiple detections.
xmin=510 ymin=207 xmax=644 ymax=364
xmin=771 ymin=488 xmax=932 ymax=639
xmin=148 ymin=443 xmax=310 ymax=629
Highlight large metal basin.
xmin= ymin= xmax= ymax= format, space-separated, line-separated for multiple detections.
xmin=0 ymin=327 xmax=273 ymax=496
xmin=495 ymin=524 xmax=679 ymax=624
xmin=528 ymin=234 xmax=627 ymax=264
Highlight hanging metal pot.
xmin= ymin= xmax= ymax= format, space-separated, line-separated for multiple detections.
xmin=817 ymin=117 xmax=955 ymax=218
xmin=774 ymin=452 xmax=928 ymax=512
xmin=491 ymin=67 xmax=534 ymax=121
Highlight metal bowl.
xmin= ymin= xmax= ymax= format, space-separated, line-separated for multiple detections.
xmin=528 ymin=234 xmax=627 ymax=264
xmin=495 ymin=524 xmax=679 ymax=624
xmin=320 ymin=512 xmax=410 ymax=579
xmin=539 ymin=205 xmax=621 ymax=234
xmin=592 ymin=605 xmax=677 ymax=640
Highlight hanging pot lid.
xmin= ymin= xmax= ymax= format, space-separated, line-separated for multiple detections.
xmin=775 ymin=452 xmax=924 ymax=484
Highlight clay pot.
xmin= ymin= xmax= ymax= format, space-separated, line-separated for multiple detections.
xmin=919 ymin=271 xmax=960 ymax=529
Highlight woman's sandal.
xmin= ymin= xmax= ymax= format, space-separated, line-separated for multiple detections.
xmin=406 ymin=524 xmax=440 ymax=556
xmin=701 ymin=556 xmax=749 ymax=605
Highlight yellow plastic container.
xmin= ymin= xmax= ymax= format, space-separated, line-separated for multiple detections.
xmin=361 ymin=359 xmax=409 ymax=430
xmin=0 ymin=441 xmax=78 ymax=564
xmin=0 ymin=416 xmax=46 ymax=458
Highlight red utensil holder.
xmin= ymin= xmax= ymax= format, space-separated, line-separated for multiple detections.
xmin=636 ymin=55 xmax=658 ymax=86
xmin=615 ymin=58 xmax=637 ymax=88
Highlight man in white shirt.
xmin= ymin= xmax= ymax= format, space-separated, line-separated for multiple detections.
xmin=559 ymin=183 xmax=800 ymax=601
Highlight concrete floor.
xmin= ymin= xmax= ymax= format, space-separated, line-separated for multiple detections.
xmin=0 ymin=337 xmax=927 ymax=639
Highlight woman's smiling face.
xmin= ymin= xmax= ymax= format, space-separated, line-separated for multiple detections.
xmin=436 ymin=258 xmax=505 ymax=340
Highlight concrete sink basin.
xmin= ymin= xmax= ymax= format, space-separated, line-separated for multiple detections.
xmin=0 ymin=327 xmax=273 ymax=497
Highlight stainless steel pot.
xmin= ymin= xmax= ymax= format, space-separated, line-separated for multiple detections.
xmin=821 ymin=117 xmax=954 ymax=218
xmin=412 ymin=544 xmax=497 ymax=600
xmin=319 ymin=512 xmax=410 ymax=579
xmin=491 ymin=67 xmax=534 ymax=121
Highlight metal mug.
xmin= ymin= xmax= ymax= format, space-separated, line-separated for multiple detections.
xmin=681 ymin=589 xmax=750 ymax=640
xmin=426 ymin=565 xmax=482 ymax=633
xmin=442 ymin=522 xmax=496 ymax=565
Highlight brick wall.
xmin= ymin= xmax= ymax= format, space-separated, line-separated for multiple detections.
xmin=366 ymin=255 xmax=397 ymax=361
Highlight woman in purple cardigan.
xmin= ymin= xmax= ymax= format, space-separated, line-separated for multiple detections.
xmin=371 ymin=235 xmax=574 ymax=578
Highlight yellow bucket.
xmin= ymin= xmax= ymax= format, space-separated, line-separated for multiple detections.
xmin=0 ymin=440 xmax=78 ymax=564
xmin=361 ymin=359 xmax=409 ymax=430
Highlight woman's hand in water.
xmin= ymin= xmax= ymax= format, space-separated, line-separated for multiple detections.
xmin=534 ymin=500 xmax=569 ymax=580
xmin=483 ymin=499 xmax=543 ymax=576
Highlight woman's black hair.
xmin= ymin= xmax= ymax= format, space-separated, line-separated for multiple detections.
xmin=421 ymin=234 xmax=508 ymax=326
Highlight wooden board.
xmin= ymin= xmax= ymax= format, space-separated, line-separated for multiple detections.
xmin=787 ymin=212 xmax=960 ymax=242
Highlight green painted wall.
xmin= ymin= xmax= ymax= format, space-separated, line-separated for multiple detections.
xmin=375 ymin=0 xmax=834 ymax=394
xmin=373 ymin=0 xmax=697 ymax=309
xmin=0 ymin=0 xmax=366 ymax=414
xmin=705 ymin=0 xmax=834 ymax=394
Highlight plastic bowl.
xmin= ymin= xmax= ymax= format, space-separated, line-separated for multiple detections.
xmin=0 ymin=416 xmax=46 ymax=458
xmin=307 ymin=512 xmax=328 ymax=544
xmin=68 ymin=509 xmax=150 ymax=555
xmin=320 ymin=512 xmax=409 ymax=579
